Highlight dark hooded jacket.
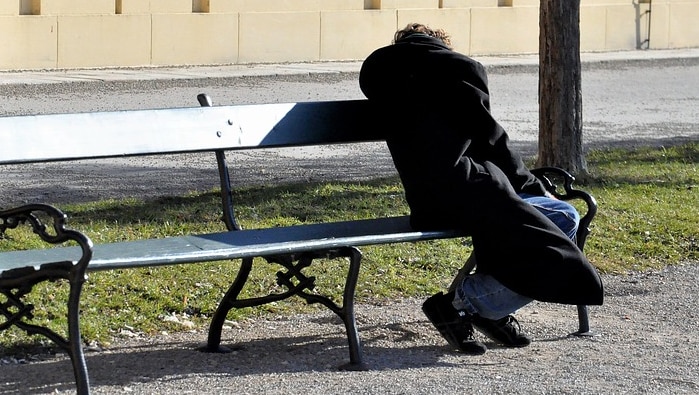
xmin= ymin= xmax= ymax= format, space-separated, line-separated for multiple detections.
xmin=359 ymin=33 xmax=603 ymax=306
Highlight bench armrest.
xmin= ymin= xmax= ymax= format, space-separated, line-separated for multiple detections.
xmin=530 ymin=167 xmax=598 ymax=250
xmin=1 ymin=204 xmax=93 ymax=281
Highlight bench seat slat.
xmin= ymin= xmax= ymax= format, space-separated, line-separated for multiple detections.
xmin=0 ymin=216 xmax=465 ymax=274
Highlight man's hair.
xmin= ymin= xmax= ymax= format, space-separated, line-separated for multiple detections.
xmin=393 ymin=23 xmax=452 ymax=48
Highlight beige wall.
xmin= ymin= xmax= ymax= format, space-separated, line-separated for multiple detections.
xmin=1 ymin=0 xmax=697 ymax=70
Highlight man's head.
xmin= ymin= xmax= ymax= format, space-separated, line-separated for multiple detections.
xmin=393 ymin=23 xmax=452 ymax=49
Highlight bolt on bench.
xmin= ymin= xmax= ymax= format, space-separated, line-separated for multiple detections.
xmin=0 ymin=95 xmax=597 ymax=394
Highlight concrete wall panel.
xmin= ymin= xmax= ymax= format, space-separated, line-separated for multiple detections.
xmin=320 ymin=0 xmax=366 ymax=10
xmin=511 ymin=0 xmax=539 ymax=6
xmin=396 ymin=0 xmax=439 ymax=8
xmin=1 ymin=0 xmax=19 ymax=15
xmin=580 ymin=5 xmax=607 ymax=52
xmin=205 ymin=0 xmax=321 ymax=13
xmin=668 ymin=2 xmax=699 ymax=48
xmin=320 ymin=10 xmax=396 ymax=60
xmin=604 ymin=5 xmax=642 ymax=50
xmin=32 ymin=0 xmax=114 ymax=15
xmin=0 ymin=16 xmax=56 ymax=69
xmin=441 ymin=1 xmax=497 ymax=7
xmin=117 ymin=0 xmax=192 ymax=14
xmin=371 ymin=0 xmax=440 ymax=9
xmin=582 ymin=0 xmax=634 ymax=4
xmin=470 ymin=6 xmax=538 ymax=54
xmin=647 ymin=3 xmax=670 ymax=49
xmin=57 ymin=15 xmax=151 ymax=68
xmin=149 ymin=0 xmax=191 ymax=13
xmin=152 ymin=13 xmax=238 ymax=65
xmin=238 ymin=12 xmax=320 ymax=64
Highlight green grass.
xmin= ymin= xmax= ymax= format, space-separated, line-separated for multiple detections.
xmin=1 ymin=143 xmax=697 ymax=351
xmin=582 ymin=143 xmax=698 ymax=272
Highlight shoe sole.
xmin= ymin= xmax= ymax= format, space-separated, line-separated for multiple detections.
xmin=422 ymin=295 xmax=487 ymax=355
xmin=472 ymin=324 xmax=531 ymax=348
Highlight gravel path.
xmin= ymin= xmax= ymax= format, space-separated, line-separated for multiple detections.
xmin=2 ymin=262 xmax=698 ymax=394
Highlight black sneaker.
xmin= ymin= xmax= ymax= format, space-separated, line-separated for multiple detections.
xmin=472 ymin=315 xmax=532 ymax=347
xmin=422 ymin=292 xmax=487 ymax=355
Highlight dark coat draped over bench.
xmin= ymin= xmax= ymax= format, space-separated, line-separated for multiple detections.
xmin=359 ymin=33 xmax=603 ymax=307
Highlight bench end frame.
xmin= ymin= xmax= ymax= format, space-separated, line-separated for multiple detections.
xmin=1 ymin=204 xmax=93 ymax=395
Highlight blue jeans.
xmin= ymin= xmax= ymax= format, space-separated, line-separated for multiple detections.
xmin=452 ymin=194 xmax=580 ymax=320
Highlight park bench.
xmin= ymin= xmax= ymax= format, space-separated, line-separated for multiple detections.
xmin=0 ymin=94 xmax=597 ymax=394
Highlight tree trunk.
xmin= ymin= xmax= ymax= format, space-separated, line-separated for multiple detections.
xmin=538 ymin=0 xmax=588 ymax=177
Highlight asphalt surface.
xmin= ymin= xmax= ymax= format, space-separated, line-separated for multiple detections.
xmin=1 ymin=49 xmax=698 ymax=394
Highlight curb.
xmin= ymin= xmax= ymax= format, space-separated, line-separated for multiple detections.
xmin=1 ymin=48 xmax=698 ymax=86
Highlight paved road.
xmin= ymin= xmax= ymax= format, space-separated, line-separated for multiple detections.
xmin=1 ymin=50 xmax=698 ymax=207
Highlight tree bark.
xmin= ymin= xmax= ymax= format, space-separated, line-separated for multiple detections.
xmin=538 ymin=0 xmax=588 ymax=177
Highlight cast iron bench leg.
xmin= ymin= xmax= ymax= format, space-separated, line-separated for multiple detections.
xmin=203 ymin=248 xmax=368 ymax=370
xmin=68 ymin=276 xmax=91 ymax=395
xmin=204 ymin=257 xmax=254 ymax=353
xmin=337 ymin=247 xmax=367 ymax=371
xmin=572 ymin=305 xmax=593 ymax=336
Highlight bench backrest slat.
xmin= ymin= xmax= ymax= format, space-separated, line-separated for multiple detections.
xmin=0 ymin=100 xmax=379 ymax=164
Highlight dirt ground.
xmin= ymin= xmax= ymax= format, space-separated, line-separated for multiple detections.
xmin=2 ymin=262 xmax=698 ymax=394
